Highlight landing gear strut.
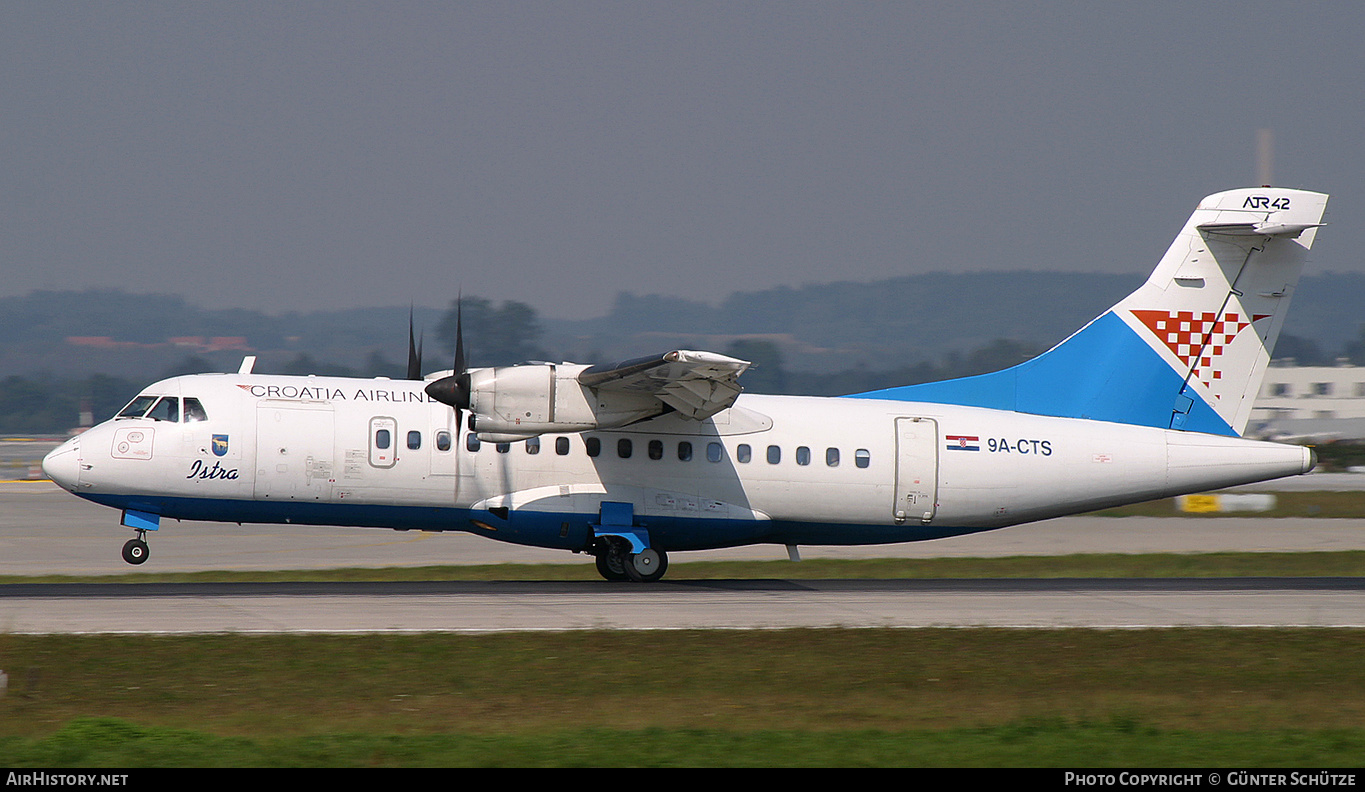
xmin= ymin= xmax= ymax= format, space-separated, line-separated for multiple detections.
xmin=122 ymin=530 xmax=150 ymax=565
xmin=594 ymin=539 xmax=668 ymax=583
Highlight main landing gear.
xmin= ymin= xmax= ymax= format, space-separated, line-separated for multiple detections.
xmin=594 ymin=539 xmax=668 ymax=583
xmin=122 ymin=530 xmax=150 ymax=565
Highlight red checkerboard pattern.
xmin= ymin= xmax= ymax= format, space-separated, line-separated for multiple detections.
xmin=1131 ymin=310 xmax=1268 ymax=394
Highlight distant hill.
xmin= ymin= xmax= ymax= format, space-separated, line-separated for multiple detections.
xmin=3 ymin=271 xmax=1363 ymax=380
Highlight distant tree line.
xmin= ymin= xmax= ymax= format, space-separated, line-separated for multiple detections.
xmin=434 ymin=297 xmax=546 ymax=367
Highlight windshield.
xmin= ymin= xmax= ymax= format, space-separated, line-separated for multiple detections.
xmin=116 ymin=395 xmax=158 ymax=419
xmin=145 ymin=397 xmax=180 ymax=422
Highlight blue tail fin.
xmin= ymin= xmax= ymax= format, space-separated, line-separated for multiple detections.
xmin=852 ymin=187 xmax=1329 ymax=436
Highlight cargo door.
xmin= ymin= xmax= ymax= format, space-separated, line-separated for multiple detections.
xmin=254 ymin=404 xmax=335 ymax=502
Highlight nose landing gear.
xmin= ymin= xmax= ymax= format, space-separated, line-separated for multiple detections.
xmin=121 ymin=530 xmax=150 ymax=565
xmin=118 ymin=509 xmax=160 ymax=566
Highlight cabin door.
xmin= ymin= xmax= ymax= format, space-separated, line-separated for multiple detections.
xmin=893 ymin=417 xmax=938 ymax=524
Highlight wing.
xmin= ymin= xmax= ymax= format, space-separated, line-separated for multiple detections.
xmin=578 ymin=350 xmax=751 ymax=421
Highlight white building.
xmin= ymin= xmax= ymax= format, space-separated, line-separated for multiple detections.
xmin=1248 ymin=361 xmax=1365 ymax=441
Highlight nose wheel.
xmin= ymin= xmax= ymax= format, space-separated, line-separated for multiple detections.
xmin=121 ymin=531 xmax=150 ymax=565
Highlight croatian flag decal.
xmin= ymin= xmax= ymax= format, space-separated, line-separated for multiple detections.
xmin=945 ymin=435 xmax=979 ymax=451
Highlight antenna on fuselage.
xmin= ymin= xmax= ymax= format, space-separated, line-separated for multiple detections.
xmin=238 ymin=356 xmax=257 ymax=375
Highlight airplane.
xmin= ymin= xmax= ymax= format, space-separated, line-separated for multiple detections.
xmin=42 ymin=186 xmax=1329 ymax=582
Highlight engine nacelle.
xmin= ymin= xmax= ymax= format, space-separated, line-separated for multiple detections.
xmin=465 ymin=363 xmax=663 ymax=438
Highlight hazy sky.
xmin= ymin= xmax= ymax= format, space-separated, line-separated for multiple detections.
xmin=3 ymin=2 xmax=1363 ymax=319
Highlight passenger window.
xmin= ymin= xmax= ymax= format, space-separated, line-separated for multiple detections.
xmin=707 ymin=442 xmax=723 ymax=463
xmin=585 ymin=437 xmax=601 ymax=457
xmin=677 ymin=441 xmax=693 ymax=462
xmin=556 ymin=437 xmax=570 ymax=455
xmin=436 ymin=431 xmax=452 ymax=451
xmin=407 ymin=430 xmax=422 ymax=450
xmin=736 ymin=444 xmax=752 ymax=463
xmin=796 ymin=446 xmax=811 ymax=466
xmin=617 ymin=438 xmax=633 ymax=459
xmin=496 ymin=442 xmax=510 ymax=454
xmin=376 ymin=429 xmax=391 ymax=450
xmin=648 ymin=440 xmax=663 ymax=460
xmin=466 ymin=434 xmax=481 ymax=452
xmin=767 ymin=445 xmax=781 ymax=464
xmin=117 ymin=395 xmax=158 ymax=419
xmin=855 ymin=449 xmax=871 ymax=469
xmin=146 ymin=397 xmax=180 ymax=423
xmin=183 ymin=398 xmax=208 ymax=422
xmin=826 ymin=447 xmax=840 ymax=467
xmin=526 ymin=437 xmax=540 ymax=455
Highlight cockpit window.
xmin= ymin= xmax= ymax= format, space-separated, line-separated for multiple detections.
xmin=145 ymin=397 xmax=180 ymax=422
xmin=117 ymin=395 xmax=158 ymax=419
xmin=183 ymin=398 xmax=208 ymax=422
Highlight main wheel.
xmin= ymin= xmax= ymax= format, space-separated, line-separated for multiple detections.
xmin=595 ymin=547 xmax=630 ymax=581
xmin=121 ymin=538 xmax=149 ymax=565
xmin=624 ymin=548 xmax=668 ymax=583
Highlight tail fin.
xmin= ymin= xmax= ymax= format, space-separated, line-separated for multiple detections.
xmin=854 ymin=187 xmax=1329 ymax=436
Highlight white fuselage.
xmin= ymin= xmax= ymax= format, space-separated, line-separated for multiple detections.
xmin=43 ymin=372 xmax=1314 ymax=553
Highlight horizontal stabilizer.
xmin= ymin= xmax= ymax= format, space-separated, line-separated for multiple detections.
xmin=1198 ymin=221 xmax=1323 ymax=237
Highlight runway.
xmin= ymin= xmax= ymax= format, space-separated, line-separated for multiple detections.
xmin=5 ymin=480 xmax=1365 ymax=633
xmin=2 ymin=578 xmax=1362 ymax=634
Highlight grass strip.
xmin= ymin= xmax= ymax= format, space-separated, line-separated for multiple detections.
xmin=1 ymin=629 xmax=1362 ymax=766
xmin=2 ymin=717 xmax=1362 ymax=767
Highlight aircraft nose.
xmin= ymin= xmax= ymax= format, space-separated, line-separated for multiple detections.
xmin=42 ymin=440 xmax=81 ymax=491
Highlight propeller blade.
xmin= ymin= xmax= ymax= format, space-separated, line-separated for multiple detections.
xmin=453 ymin=296 xmax=465 ymax=379
xmin=406 ymin=307 xmax=424 ymax=381
xmin=425 ymin=295 xmax=470 ymax=419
